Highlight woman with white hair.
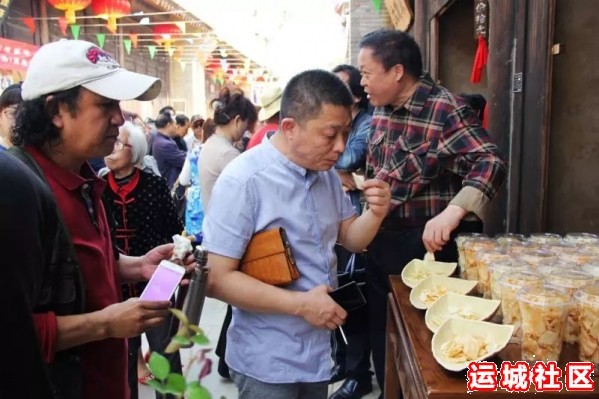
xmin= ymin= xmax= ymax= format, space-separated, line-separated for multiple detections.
xmin=102 ymin=121 xmax=184 ymax=397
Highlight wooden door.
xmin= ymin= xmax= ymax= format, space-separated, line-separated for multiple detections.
xmin=544 ymin=0 xmax=599 ymax=234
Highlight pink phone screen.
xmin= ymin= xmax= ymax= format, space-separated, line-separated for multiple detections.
xmin=140 ymin=263 xmax=183 ymax=301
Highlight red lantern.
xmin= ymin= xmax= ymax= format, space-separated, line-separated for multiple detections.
xmin=152 ymin=23 xmax=182 ymax=51
xmin=48 ymin=0 xmax=91 ymax=24
xmin=92 ymin=0 xmax=131 ymax=32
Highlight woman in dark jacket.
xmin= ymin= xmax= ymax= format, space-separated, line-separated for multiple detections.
xmin=102 ymin=121 xmax=184 ymax=399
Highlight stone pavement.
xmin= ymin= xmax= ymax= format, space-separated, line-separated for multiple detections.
xmin=140 ymin=297 xmax=380 ymax=398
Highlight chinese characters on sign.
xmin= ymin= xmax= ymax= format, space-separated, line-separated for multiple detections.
xmin=0 ymin=38 xmax=38 ymax=72
xmin=467 ymin=361 xmax=595 ymax=393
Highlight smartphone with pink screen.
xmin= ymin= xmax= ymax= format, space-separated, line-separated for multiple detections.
xmin=140 ymin=260 xmax=185 ymax=301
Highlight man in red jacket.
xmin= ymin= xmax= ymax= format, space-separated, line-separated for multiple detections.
xmin=12 ymin=39 xmax=193 ymax=399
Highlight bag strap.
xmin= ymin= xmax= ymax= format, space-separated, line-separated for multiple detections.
xmin=7 ymin=146 xmax=86 ymax=314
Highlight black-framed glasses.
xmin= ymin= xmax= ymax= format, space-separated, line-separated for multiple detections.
xmin=113 ymin=138 xmax=132 ymax=151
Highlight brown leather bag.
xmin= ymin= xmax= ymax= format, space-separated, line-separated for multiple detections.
xmin=240 ymin=227 xmax=300 ymax=286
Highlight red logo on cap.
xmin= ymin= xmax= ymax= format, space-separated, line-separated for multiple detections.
xmin=86 ymin=47 xmax=119 ymax=68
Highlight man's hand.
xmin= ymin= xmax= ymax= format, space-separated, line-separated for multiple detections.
xmin=140 ymin=243 xmax=195 ymax=281
xmin=422 ymin=205 xmax=467 ymax=253
xmin=100 ymin=298 xmax=171 ymax=338
xmin=362 ymin=179 xmax=391 ymax=218
xmin=295 ymin=285 xmax=347 ymax=330
xmin=337 ymin=170 xmax=357 ymax=191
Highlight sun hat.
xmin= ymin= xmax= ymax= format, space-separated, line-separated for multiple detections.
xmin=257 ymin=85 xmax=283 ymax=122
xmin=21 ymin=40 xmax=161 ymax=101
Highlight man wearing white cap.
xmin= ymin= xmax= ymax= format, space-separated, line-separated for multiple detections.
xmin=9 ymin=40 xmax=192 ymax=399
xmin=245 ymin=84 xmax=282 ymax=150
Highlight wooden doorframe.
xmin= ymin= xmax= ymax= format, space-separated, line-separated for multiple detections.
xmin=517 ymin=0 xmax=556 ymax=234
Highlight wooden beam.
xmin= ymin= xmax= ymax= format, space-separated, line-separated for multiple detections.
xmin=484 ymin=0 xmax=520 ymax=234
xmin=413 ymin=0 xmax=428 ymax=69
xmin=518 ymin=0 xmax=556 ymax=234
xmin=428 ymin=0 xmax=454 ymax=18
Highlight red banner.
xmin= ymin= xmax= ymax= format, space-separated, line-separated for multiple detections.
xmin=0 ymin=38 xmax=38 ymax=72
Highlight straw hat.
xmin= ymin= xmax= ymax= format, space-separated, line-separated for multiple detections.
xmin=257 ymin=85 xmax=283 ymax=122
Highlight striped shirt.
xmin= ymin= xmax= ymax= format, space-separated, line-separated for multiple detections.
xmin=366 ymin=74 xmax=507 ymax=220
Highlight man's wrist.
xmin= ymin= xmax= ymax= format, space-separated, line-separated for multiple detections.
xmin=445 ymin=204 xmax=467 ymax=220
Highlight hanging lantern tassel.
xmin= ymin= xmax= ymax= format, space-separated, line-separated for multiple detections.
xmin=470 ymin=34 xmax=488 ymax=84
xmin=22 ymin=17 xmax=36 ymax=34
xmin=58 ymin=17 xmax=69 ymax=36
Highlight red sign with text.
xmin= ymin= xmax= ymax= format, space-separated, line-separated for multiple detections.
xmin=0 ymin=37 xmax=38 ymax=72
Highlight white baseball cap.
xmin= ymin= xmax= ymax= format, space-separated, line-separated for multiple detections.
xmin=22 ymin=40 xmax=161 ymax=101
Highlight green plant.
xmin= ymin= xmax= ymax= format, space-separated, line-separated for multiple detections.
xmin=146 ymin=308 xmax=220 ymax=399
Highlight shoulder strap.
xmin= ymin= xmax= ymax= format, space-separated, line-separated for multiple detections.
xmin=7 ymin=146 xmax=86 ymax=315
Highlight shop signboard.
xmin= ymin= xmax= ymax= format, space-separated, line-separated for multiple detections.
xmin=0 ymin=37 xmax=38 ymax=72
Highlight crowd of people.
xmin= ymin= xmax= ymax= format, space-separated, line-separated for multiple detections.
xmin=2 ymin=28 xmax=506 ymax=399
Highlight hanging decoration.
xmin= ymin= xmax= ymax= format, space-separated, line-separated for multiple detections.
xmin=371 ymin=0 xmax=382 ymax=12
xmin=70 ymin=24 xmax=81 ymax=39
xmin=123 ymin=38 xmax=132 ymax=54
xmin=91 ymin=0 xmax=131 ymax=33
xmin=174 ymin=21 xmax=186 ymax=34
xmin=48 ymin=0 xmax=91 ymax=25
xmin=96 ymin=32 xmax=106 ymax=48
xmin=180 ymin=61 xmax=186 ymax=72
xmin=129 ymin=33 xmax=138 ymax=48
xmin=58 ymin=17 xmax=69 ymax=36
xmin=147 ymin=45 xmax=156 ymax=59
xmin=152 ymin=23 xmax=182 ymax=51
xmin=167 ymin=47 xmax=175 ymax=58
xmin=470 ymin=0 xmax=489 ymax=84
xmin=22 ymin=17 xmax=36 ymax=34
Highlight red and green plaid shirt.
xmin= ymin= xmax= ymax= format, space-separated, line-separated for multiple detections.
xmin=366 ymin=74 xmax=507 ymax=220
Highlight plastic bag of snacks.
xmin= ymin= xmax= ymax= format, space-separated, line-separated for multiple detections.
xmin=495 ymin=233 xmax=526 ymax=246
xmin=499 ymin=271 xmax=543 ymax=343
xmin=456 ymin=233 xmax=487 ymax=279
xmin=463 ymin=237 xmax=497 ymax=282
xmin=488 ymin=259 xmax=527 ymax=322
xmin=575 ymin=284 xmax=599 ymax=363
xmin=546 ymin=269 xmax=594 ymax=343
xmin=518 ymin=285 xmax=571 ymax=362
xmin=558 ymin=246 xmax=597 ymax=266
xmin=581 ymin=261 xmax=599 ymax=279
xmin=528 ymin=233 xmax=562 ymax=244
xmin=518 ymin=249 xmax=557 ymax=271
xmin=476 ymin=249 xmax=511 ymax=298
xmin=536 ymin=261 xmax=579 ymax=278
xmin=564 ymin=232 xmax=599 ymax=245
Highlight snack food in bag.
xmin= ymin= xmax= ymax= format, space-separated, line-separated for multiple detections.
xmin=463 ymin=237 xmax=497 ymax=282
xmin=518 ymin=285 xmax=571 ymax=362
xmin=575 ymin=284 xmax=599 ymax=363
xmin=499 ymin=271 xmax=543 ymax=343
xmin=476 ymin=249 xmax=511 ymax=298
xmin=528 ymin=233 xmax=562 ymax=245
xmin=546 ymin=269 xmax=594 ymax=343
xmin=456 ymin=233 xmax=487 ymax=279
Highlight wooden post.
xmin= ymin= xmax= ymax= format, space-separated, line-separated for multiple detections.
xmin=39 ymin=0 xmax=50 ymax=44
xmin=518 ymin=0 xmax=556 ymax=233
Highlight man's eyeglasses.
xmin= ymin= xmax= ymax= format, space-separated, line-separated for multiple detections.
xmin=113 ymin=138 xmax=132 ymax=151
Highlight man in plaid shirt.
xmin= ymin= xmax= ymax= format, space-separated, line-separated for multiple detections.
xmin=357 ymin=29 xmax=507 ymax=394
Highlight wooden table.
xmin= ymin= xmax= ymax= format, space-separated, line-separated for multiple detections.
xmin=385 ymin=275 xmax=598 ymax=398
